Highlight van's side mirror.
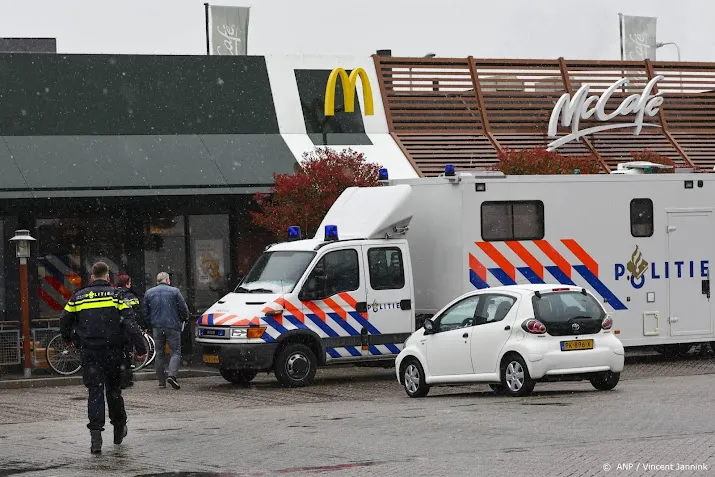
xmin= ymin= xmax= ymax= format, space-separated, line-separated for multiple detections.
xmin=423 ymin=318 xmax=435 ymax=335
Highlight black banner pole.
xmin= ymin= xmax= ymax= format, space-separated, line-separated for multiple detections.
xmin=204 ymin=3 xmax=210 ymax=55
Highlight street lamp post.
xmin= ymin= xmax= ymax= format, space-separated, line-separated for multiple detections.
xmin=656 ymin=41 xmax=683 ymax=93
xmin=10 ymin=230 xmax=36 ymax=378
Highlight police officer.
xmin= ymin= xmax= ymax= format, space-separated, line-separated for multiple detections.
xmin=116 ymin=273 xmax=145 ymax=389
xmin=60 ymin=262 xmax=147 ymax=454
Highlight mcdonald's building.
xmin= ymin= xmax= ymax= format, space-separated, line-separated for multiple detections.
xmin=1 ymin=50 xmax=715 ymax=368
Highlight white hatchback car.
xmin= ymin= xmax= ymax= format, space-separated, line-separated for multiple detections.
xmin=396 ymin=284 xmax=625 ymax=397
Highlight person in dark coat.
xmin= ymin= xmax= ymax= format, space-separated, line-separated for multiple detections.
xmin=116 ymin=274 xmax=146 ymax=389
xmin=60 ymin=262 xmax=147 ymax=454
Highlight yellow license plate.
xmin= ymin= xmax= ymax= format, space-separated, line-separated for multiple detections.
xmin=203 ymin=354 xmax=220 ymax=364
xmin=561 ymin=339 xmax=594 ymax=351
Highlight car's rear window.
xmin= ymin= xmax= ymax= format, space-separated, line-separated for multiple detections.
xmin=532 ymin=291 xmax=605 ymax=329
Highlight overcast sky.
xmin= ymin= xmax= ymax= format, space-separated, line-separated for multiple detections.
xmin=0 ymin=0 xmax=713 ymax=61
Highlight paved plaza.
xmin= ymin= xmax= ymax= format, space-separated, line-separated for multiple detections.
xmin=1 ymin=355 xmax=714 ymax=476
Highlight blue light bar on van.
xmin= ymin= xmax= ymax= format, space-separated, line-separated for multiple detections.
xmin=445 ymin=164 xmax=455 ymax=177
xmin=287 ymin=226 xmax=302 ymax=241
xmin=379 ymin=168 xmax=389 ymax=181
xmin=325 ymin=225 xmax=339 ymax=241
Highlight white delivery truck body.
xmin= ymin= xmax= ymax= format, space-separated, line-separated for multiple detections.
xmin=196 ymin=167 xmax=715 ymax=387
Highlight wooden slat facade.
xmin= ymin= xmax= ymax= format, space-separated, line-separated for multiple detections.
xmin=373 ymin=55 xmax=715 ymax=176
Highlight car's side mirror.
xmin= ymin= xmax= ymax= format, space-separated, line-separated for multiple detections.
xmin=423 ymin=318 xmax=435 ymax=335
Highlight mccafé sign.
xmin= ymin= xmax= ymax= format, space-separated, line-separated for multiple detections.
xmin=324 ymin=67 xmax=374 ymax=117
xmin=546 ymin=75 xmax=665 ymax=150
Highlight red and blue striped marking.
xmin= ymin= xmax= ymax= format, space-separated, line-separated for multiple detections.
xmin=469 ymin=239 xmax=626 ymax=310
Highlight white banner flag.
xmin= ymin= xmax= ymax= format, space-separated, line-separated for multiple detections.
xmin=619 ymin=14 xmax=657 ymax=61
xmin=208 ymin=4 xmax=250 ymax=55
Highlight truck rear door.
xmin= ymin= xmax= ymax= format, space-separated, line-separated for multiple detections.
xmin=361 ymin=243 xmax=414 ymax=356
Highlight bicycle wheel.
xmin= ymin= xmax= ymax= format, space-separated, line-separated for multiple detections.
xmin=145 ymin=333 xmax=157 ymax=367
xmin=132 ymin=333 xmax=152 ymax=371
xmin=46 ymin=334 xmax=82 ymax=376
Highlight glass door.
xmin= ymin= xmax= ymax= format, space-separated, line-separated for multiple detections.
xmin=144 ymin=216 xmax=188 ymax=297
xmin=82 ymin=215 xmax=130 ymax=284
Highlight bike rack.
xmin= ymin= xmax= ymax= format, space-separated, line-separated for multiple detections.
xmin=0 ymin=329 xmax=21 ymax=366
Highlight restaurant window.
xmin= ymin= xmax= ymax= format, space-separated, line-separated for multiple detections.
xmin=36 ymin=219 xmax=82 ymax=319
xmin=144 ymin=217 xmax=188 ymax=299
xmin=481 ymin=201 xmax=544 ymax=241
xmin=189 ymin=215 xmax=230 ymax=312
xmin=630 ymin=198 xmax=653 ymax=237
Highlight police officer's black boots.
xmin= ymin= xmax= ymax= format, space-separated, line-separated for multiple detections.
xmin=114 ymin=423 xmax=128 ymax=445
xmin=90 ymin=430 xmax=102 ymax=454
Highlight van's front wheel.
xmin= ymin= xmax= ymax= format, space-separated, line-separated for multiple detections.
xmin=274 ymin=343 xmax=317 ymax=388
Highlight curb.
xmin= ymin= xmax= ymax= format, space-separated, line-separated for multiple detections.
xmin=0 ymin=368 xmax=219 ymax=390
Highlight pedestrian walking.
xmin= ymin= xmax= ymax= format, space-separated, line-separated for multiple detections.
xmin=143 ymin=271 xmax=189 ymax=390
xmin=116 ymin=273 xmax=146 ymax=389
xmin=60 ymin=262 xmax=147 ymax=454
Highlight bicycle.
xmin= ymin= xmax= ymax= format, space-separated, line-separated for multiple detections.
xmin=45 ymin=330 xmax=156 ymax=376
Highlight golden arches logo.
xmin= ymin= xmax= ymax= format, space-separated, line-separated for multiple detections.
xmin=324 ymin=67 xmax=374 ymax=117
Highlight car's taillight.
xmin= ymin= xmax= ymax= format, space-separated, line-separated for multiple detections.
xmin=602 ymin=316 xmax=613 ymax=330
xmin=522 ymin=319 xmax=547 ymax=334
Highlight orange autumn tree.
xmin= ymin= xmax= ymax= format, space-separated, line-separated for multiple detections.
xmin=251 ymin=148 xmax=382 ymax=240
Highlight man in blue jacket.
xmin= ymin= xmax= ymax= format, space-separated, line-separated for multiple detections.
xmin=143 ymin=271 xmax=189 ymax=389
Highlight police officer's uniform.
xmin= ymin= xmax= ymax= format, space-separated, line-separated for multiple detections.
xmin=60 ymin=279 xmax=147 ymax=453
xmin=120 ymin=287 xmax=145 ymax=388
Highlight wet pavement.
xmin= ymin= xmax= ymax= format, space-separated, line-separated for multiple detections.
xmin=1 ymin=354 xmax=715 ymax=476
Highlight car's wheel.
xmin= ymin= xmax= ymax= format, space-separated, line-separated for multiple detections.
xmin=274 ymin=343 xmax=317 ymax=388
xmin=501 ymin=355 xmax=535 ymax=397
xmin=219 ymin=367 xmax=258 ymax=385
xmin=589 ymin=371 xmax=620 ymax=391
xmin=402 ymin=358 xmax=430 ymax=398
xmin=489 ymin=383 xmax=507 ymax=395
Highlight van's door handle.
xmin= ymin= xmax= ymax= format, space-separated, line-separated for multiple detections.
xmin=504 ymin=325 xmax=511 ymax=331
xmin=462 ymin=333 xmax=469 ymax=338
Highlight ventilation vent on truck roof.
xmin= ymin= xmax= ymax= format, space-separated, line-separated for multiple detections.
xmin=610 ymin=161 xmax=674 ymax=174
xmin=436 ymin=171 xmax=506 ymax=178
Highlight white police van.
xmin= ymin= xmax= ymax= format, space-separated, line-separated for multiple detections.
xmin=197 ymin=163 xmax=715 ymax=387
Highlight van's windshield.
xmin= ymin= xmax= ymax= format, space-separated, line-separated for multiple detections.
xmin=235 ymin=251 xmax=316 ymax=294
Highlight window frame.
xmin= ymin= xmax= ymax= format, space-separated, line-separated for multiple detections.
xmin=630 ymin=198 xmax=654 ymax=238
xmin=300 ymin=248 xmax=361 ymax=301
xmin=480 ymin=200 xmax=545 ymax=242
xmin=367 ymin=246 xmax=406 ymax=291
xmin=475 ymin=293 xmax=517 ymax=325
xmin=435 ymin=295 xmax=482 ymax=332
xmin=531 ymin=291 xmax=606 ymax=324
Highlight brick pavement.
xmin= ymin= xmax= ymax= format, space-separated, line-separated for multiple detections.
xmin=1 ymin=354 xmax=715 ymax=426
xmin=1 ymin=358 xmax=715 ymax=476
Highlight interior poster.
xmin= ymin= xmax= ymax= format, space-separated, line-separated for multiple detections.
xmin=195 ymin=239 xmax=224 ymax=289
